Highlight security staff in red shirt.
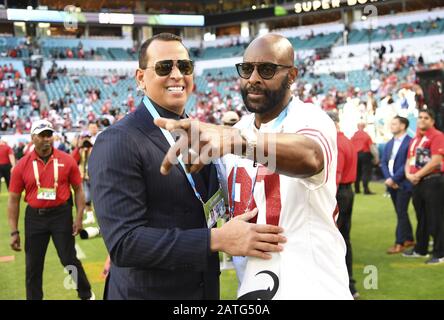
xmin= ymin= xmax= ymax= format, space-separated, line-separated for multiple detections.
xmin=7 ymin=119 xmax=93 ymax=300
xmin=327 ymin=111 xmax=359 ymax=298
xmin=0 ymin=138 xmax=16 ymax=190
xmin=351 ymin=122 xmax=375 ymax=194
xmin=403 ymin=109 xmax=444 ymax=264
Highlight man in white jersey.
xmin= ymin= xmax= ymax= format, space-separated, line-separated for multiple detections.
xmin=155 ymin=34 xmax=352 ymax=300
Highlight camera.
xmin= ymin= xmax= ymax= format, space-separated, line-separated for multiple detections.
xmin=82 ymin=139 xmax=93 ymax=148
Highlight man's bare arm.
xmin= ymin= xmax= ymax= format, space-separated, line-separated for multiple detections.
xmin=8 ymin=192 xmax=22 ymax=251
xmin=154 ymin=118 xmax=324 ymax=177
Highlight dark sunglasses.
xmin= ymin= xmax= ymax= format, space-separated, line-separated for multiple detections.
xmin=145 ymin=59 xmax=194 ymax=77
xmin=235 ymin=62 xmax=292 ymax=80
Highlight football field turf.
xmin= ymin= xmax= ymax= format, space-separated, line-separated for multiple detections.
xmin=0 ymin=182 xmax=443 ymax=300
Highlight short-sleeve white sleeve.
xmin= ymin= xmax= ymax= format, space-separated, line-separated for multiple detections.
xmin=284 ymin=103 xmax=337 ymax=190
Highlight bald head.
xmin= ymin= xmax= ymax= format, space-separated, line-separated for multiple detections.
xmin=245 ymin=34 xmax=294 ymax=66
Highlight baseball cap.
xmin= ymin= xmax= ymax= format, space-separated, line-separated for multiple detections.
xmin=222 ymin=111 xmax=240 ymax=126
xmin=31 ymin=120 xmax=54 ymax=135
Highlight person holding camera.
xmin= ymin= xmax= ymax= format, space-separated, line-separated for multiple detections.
xmin=7 ymin=119 xmax=93 ymax=300
xmin=72 ymin=131 xmax=95 ymax=225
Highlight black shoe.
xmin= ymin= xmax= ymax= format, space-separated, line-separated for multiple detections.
xmin=80 ymin=291 xmax=95 ymax=300
xmin=364 ymin=191 xmax=375 ymax=195
xmin=425 ymin=257 xmax=444 ymax=265
xmin=402 ymin=248 xmax=429 ymax=258
xmin=349 ymin=283 xmax=360 ymax=299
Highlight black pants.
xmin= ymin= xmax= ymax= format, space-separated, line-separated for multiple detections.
xmin=412 ymin=175 xmax=444 ymax=258
xmin=355 ymin=152 xmax=373 ymax=193
xmin=388 ymin=187 xmax=414 ymax=245
xmin=336 ymin=184 xmax=355 ymax=291
xmin=0 ymin=163 xmax=11 ymax=189
xmin=24 ymin=204 xmax=92 ymax=300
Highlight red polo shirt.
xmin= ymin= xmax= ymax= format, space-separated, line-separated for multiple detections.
xmin=351 ymin=130 xmax=373 ymax=153
xmin=337 ymin=131 xmax=358 ymax=185
xmin=0 ymin=143 xmax=13 ymax=165
xmin=9 ymin=148 xmax=82 ymax=208
xmin=407 ymin=127 xmax=444 ymax=174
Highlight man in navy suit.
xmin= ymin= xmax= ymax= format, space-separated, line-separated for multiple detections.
xmin=381 ymin=116 xmax=414 ymax=254
xmin=88 ymin=33 xmax=286 ymax=300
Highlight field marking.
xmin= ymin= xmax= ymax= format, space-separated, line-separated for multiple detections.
xmin=0 ymin=256 xmax=15 ymax=263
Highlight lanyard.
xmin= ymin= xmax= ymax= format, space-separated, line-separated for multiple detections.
xmin=410 ymin=135 xmax=427 ymax=157
xmin=32 ymin=158 xmax=59 ymax=189
xmin=143 ymin=96 xmax=205 ymax=205
xmin=229 ymin=101 xmax=290 ymax=218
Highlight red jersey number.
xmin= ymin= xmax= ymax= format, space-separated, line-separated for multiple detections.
xmin=227 ymin=166 xmax=282 ymax=226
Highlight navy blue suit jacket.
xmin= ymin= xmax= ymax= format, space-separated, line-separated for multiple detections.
xmin=89 ymin=102 xmax=220 ymax=300
xmin=381 ymin=135 xmax=412 ymax=191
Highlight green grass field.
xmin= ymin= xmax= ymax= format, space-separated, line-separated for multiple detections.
xmin=0 ymin=181 xmax=443 ymax=300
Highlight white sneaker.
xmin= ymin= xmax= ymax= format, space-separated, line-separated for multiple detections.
xmin=83 ymin=211 xmax=96 ymax=225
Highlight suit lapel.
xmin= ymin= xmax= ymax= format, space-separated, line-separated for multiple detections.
xmin=393 ymin=136 xmax=409 ymax=162
xmin=133 ymin=101 xmax=220 ymax=203
xmin=133 ymin=102 xmax=187 ymax=178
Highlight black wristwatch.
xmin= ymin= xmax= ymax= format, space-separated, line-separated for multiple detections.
xmin=10 ymin=230 xmax=19 ymax=236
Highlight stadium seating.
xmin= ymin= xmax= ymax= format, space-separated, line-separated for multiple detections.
xmin=347 ymin=18 xmax=444 ymax=45
xmin=0 ymin=59 xmax=25 ymax=76
xmin=0 ymin=8 xmax=442 ymax=133
xmin=45 ymin=75 xmax=136 ymax=119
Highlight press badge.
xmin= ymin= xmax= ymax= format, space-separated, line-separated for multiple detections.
xmin=203 ymin=188 xmax=226 ymax=228
xmin=37 ymin=187 xmax=56 ymax=200
xmin=33 ymin=159 xmax=59 ymax=201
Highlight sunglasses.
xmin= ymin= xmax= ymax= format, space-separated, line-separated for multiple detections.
xmin=38 ymin=130 xmax=53 ymax=138
xmin=145 ymin=59 xmax=194 ymax=77
xmin=235 ymin=62 xmax=292 ymax=80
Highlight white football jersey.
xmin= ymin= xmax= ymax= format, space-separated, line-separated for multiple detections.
xmin=223 ymin=98 xmax=352 ymax=300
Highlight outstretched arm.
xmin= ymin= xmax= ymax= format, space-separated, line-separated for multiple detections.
xmin=154 ymin=118 xmax=323 ymax=178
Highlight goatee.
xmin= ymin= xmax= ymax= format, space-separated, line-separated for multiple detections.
xmin=241 ymin=75 xmax=290 ymax=114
